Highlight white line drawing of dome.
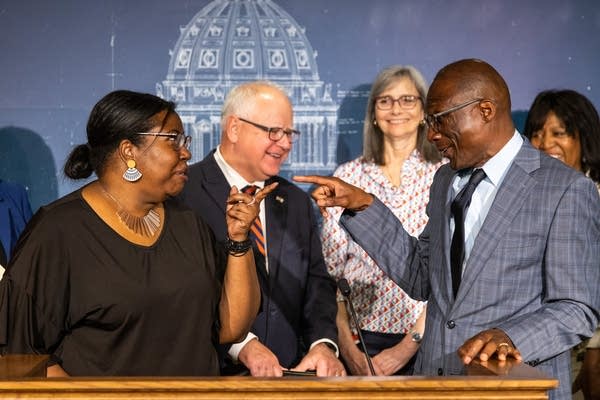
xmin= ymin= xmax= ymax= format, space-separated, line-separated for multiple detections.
xmin=157 ymin=0 xmax=340 ymax=180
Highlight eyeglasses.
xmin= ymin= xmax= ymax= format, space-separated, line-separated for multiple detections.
xmin=238 ymin=117 xmax=301 ymax=142
xmin=374 ymin=95 xmax=421 ymax=110
xmin=422 ymin=98 xmax=483 ymax=133
xmin=135 ymin=132 xmax=192 ymax=150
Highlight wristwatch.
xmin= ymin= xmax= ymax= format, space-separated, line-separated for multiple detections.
xmin=410 ymin=330 xmax=423 ymax=343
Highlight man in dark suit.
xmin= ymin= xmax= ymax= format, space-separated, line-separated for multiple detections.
xmin=295 ymin=59 xmax=599 ymax=399
xmin=180 ymin=81 xmax=344 ymax=377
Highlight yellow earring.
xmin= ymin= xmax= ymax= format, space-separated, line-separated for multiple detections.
xmin=123 ymin=159 xmax=142 ymax=182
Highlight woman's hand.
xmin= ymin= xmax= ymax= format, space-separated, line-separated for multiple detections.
xmin=225 ymin=182 xmax=278 ymax=241
xmin=219 ymin=182 xmax=277 ymax=343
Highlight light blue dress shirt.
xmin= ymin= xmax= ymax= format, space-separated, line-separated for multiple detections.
xmin=450 ymin=131 xmax=524 ymax=276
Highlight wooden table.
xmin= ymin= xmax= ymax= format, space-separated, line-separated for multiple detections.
xmin=0 ymin=355 xmax=558 ymax=399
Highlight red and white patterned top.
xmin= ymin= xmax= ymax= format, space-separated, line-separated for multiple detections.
xmin=321 ymin=151 xmax=443 ymax=334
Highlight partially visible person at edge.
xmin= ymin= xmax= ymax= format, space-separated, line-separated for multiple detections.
xmin=180 ymin=81 xmax=345 ymax=377
xmin=321 ymin=65 xmax=443 ymax=375
xmin=295 ymin=59 xmax=600 ymax=400
xmin=0 ymin=179 xmax=33 ymax=274
xmin=0 ymin=90 xmax=266 ymax=376
xmin=524 ymin=89 xmax=600 ymax=400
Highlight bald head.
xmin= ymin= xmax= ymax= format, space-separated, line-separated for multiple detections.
xmin=430 ymin=59 xmax=511 ymax=115
xmin=425 ymin=59 xmax=516 ymax=170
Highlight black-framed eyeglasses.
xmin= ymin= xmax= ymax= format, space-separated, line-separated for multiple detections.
xmin=374 ymin=95 xmax=421 ymax=110
xmin=422 ymin=98 xmax=484 ymax=132
xmin=135 ymin=132 xmax=192 ymax=150
xmin=238 ymin=117 xmax=301 ymax=142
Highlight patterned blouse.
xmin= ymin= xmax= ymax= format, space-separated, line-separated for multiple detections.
xmin=321 ymin=151 xmax=443 ymax=334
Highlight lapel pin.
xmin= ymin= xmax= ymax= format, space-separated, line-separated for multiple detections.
xmin=275 ymin=195 xmax=285 ymax=204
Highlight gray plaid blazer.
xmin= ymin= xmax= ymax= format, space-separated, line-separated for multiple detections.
xmin=340 ymin=139 xmax=600 ymax=400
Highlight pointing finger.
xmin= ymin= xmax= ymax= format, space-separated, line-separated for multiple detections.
xmin=293 ymin=175 xmax=334 ymax=185
xmin=255 ymin=182 xmax=279 ymax=202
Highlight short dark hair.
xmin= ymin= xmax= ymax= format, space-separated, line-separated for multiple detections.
xmin=64 ymin=90 xmax=176 ymax=179
xmin=523 ymin=89 xmax=600 ymax=184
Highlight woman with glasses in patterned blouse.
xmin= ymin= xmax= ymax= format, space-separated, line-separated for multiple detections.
xmin=321 ymin=66 xmax=444 ymax=375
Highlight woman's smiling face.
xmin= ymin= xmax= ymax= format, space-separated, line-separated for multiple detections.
xmin=529 ymin=111 xmax=582 ymax=171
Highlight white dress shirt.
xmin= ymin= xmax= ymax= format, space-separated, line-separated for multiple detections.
xmin=213 ymin=146 xmax=265 ymax=360
xmin=214 ymin=146 xmax=339 ymax=361
xmin=450 ymin=131 xmax=523 ymax=276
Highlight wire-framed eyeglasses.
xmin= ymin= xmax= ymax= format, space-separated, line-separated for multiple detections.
xmin=374 ymin=95 xmax=421 ymax=110
xmin=422 ymin=98 xmax=484 ymax=132
xmin=135 ymin=132 xmax=192 ymax=150
xmin=238 ymin=117 xmax=301 ymax=142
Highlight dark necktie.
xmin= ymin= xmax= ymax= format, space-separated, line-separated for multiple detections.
xmin=450 ymin=168 xmax=486 ymax=298
xmin=241 ymin=185 xmax=266 ymax=260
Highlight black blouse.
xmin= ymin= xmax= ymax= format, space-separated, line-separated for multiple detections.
xmin=0 ymin=189 xmax=224 ymax=376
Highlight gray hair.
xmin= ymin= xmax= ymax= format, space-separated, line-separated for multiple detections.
xmin=221 ymin=80 xmax=287 ymax=127
xmin=363 ymin=65 xmax=441 ymax=164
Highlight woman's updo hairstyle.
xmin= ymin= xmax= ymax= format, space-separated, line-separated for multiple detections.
xmin=64 ymin=90 xmax=176 ymax=179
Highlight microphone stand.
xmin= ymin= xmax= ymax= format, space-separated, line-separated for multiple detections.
xmin=338 ymin=278 xmax=376 ymax=376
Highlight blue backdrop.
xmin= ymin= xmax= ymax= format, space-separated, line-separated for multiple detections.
xmin=1 ymin=0 xmax=599 ymax=211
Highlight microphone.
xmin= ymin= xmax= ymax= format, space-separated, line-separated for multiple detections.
xmin=337 ymin=278 xmax=376 ymax=376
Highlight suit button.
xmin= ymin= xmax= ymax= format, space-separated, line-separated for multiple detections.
xmin=446 ymin=320 xmax=456 ymax=329
xmin=437 ymin=368 xmax=443 ymax=375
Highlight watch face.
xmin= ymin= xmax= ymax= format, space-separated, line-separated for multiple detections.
xmin=411 ymin=332 xmax=423 ymax=343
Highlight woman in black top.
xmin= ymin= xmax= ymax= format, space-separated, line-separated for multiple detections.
xmin=0 ymin=90 xmax=270 ymax=376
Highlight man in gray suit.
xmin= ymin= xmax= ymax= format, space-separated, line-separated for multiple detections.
xmin=295 ymin=59 xmax=599 ymax=400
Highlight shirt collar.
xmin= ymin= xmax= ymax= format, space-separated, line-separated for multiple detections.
xmin=213 ymin=146 xmax=265 ymax=190
xmin=480 ymin=130 xmax=523 ymax=187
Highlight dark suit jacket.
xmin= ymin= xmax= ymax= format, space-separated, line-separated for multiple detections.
xmin=340 ymin=139 xmax=600 ymax=400
xmin=179 ymin=151 xmax=337 ymax=369
xmin=0 ymin=180 xmax=32 ymax=265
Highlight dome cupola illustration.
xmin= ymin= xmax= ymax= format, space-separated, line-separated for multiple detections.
xmin=158 ymin=0 xmax=339 ymax=178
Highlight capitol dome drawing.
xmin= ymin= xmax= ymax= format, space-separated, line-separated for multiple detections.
xmin=157 ymin=0 xmax=340 ymax=178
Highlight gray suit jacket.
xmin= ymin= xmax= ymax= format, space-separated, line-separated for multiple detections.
xmin=340 ymin=139 xmax=599 ymax=400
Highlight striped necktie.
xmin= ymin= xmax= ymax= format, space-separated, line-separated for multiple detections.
xmin=241 ymin=185 xmax=266 ymax=258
